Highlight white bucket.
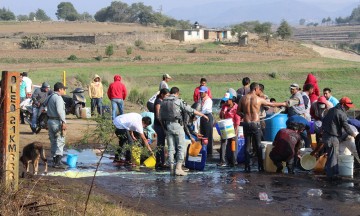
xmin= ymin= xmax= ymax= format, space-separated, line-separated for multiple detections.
xmin=218 ymin=119 xmax=235 ymax=139
xmin=338 ymin=155 xmax=354 ymax=177
xmin=300 ymin=153 xmax=316 ymax=170
xmin=81 ymin=107 xmax=91 ymax=119
xmin=261 ymin=141 xmax=273 ymax=160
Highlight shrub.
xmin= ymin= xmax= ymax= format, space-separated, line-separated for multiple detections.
xmin=133 ymin=55 xmax=142 ymax=61
xmin=105 ymin=44 xmax=114 ymax=57
xmin=134 ymin=39 xmax=144 ymax=47
xmin=126 ymin=47 xmax=132 ymax=55
xmin=67 ymin=54 xmax=78 ymax=61
xmin=20 ymin=35 xmax=46 ymax=49
xmin=187 ymin=47 xmax=197 ymax=53
xmin=95 ymin=55 xmax=103 ymax=61
xmin=269 ymin=72 xmax=277 ymax=79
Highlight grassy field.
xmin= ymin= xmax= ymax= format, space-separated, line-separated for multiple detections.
xmin=23 ymin=57 xmax=360 ymax=107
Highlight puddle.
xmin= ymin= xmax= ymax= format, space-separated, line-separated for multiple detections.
xmin=45 ymin=148 xmax=360 ymax=214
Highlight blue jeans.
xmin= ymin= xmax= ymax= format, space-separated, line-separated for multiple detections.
xmin=111 ymin=99 xmax=124 ymax=120
xmin=243 ymin=121 xmax=263 ymax=171
xmin=48 ymin=119 xmax=65 ymax=157
xmin=91 ymin=98 xmax=103 ymax=115
xmin=32 ymin=107 xmax=40 ymax=129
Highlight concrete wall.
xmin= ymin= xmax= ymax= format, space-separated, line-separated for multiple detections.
xmin=172 ymin=29 xmax=204 ymax=41
xmin=48 ymin=32 xmax=169 ymax=44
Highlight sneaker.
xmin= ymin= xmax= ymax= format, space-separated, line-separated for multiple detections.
xmin=182 ymin=167 xmax=190 ymax=172
xmin=217 ymin=163 xmax=227 ymax=167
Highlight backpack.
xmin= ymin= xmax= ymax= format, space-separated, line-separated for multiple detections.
xmin=160 ymin=97 xmax=182 ymax=122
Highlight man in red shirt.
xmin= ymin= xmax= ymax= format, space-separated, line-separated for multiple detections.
xmin=193 ymin=78 xmax=212 ymax=103
xmin=218 ymin=92 xmax=240 ymax=167
xmin=270 ymin=122 xmax=305 ymax=174
xmin=107 ymin=75 xmax=127 ymax=120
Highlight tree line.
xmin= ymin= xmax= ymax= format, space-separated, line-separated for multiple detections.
xmin=0 ymin=1 xmax=191 ymax=29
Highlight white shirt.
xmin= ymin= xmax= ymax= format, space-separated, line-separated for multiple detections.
xmin=201 ymin=97 xmax=213 ymax=114
xmin=22 ymin=76 xmax=32 ymax=93
xmin=113 ymin=113 xmax=144 ymax=134
xmin=159 ymin=81 xmax=169 ymax=91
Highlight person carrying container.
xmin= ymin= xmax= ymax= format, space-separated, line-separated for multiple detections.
xmin=160 ymin=87 xmax=208 ymax=176
xmin=218 ymin=92 xmax=240 ymax=167
xmin=321 ymin=97 xmax=357 ymax=181
xmin=113 ymin=113 xmax=154 ymax=165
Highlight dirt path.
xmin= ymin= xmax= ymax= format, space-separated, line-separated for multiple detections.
xmin=302 ymin=44 xmax=360 ymax=62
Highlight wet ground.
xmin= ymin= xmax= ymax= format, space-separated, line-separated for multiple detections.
xmin=48 ymin=149 xmax=360 ymax=216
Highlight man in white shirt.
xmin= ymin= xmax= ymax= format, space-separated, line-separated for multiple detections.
xmin=22 ymin=72 xmax=32 ymax=98
xmin=113 ymin=113 xmax=153 ymax=164
xmin=199 ymin=86 xmax=214 ymax=155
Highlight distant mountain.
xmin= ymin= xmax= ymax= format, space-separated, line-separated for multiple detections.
xmin=165 ymin=0 xmax=357 ymax=27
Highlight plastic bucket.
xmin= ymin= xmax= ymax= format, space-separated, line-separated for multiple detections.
xmin=189 ymin=142 xmax=202 ymax=157
xmin=338 ymin=155 xmax=354 ymax=177
xmin=238 ymin=126 xmax=244 ymax=137
xmin=309 ymin=121 xmax=314 ymax=134
xmin=67 ymin=154 xmax=78 ymax=168
xmin=300 ymin=153 xmax=316 ymax=170
xmin=313 ymin=155 xmax=327 ymax=173
xmin=264 ymin=114 xmax=288 ymax=141
xmin=218 ymin=119 xmax=235 ymax=139
xmin=81 ymin=107 xmax=91 ymax=119
xmin=143 ymin=155 xmax=156 ymax=168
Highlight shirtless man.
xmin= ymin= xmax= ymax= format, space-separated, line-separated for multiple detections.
xmin=237 ymin=82 xmax=286 ymax=172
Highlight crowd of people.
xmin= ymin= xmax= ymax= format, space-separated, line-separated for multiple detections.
xmin=18 ymin=71 xmax=360 ymax=181
xmin=112 ymin=73 xmax=360 ymax=181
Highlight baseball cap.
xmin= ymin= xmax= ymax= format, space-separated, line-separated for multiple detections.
xmin=54 ymin=82 xmax=68 ymax=91
xmin=222 ymin=92 xmax=233 ymax=102
xmin=290 ymin=83 xmax=299 ymax=89
xmin=317 ymin=96 xmax=327 ymax=104
xmin=41 ymin=82 xmax=50 ymax=89
xmin=340 ymin=97 xmax=354 ymax=108
xmin=199 ymin=86 xmax=208 ymax=93
xmin=163 ymin=74 xmax=172 ymax=79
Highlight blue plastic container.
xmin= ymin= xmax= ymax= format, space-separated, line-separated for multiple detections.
xmin=185 ymin=144 xmax=207 ymax=171
xmin=67 ymin=154 xmax=78 ymax=168
xmin=237 ymin=137 xmax=246 ymax=163
xmin=264 ymin=114 xmax=288 ymax=141
xmin=309 ymin=121 xmax=314 ymax=134
xmin=215 ymin=123 xmax=221 ymax=135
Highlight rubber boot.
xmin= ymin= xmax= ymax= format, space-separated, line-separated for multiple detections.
xmin=170 ymin=164 xmax=175 ymax=176
xmin=53 ymin=155 xmax=67 ymax=169
xmin=175 ymin=162 xmax=187 ymax=176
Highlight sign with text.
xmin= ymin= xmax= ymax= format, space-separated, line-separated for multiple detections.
xmin=0 ymin=71 xmax=20 ymax=191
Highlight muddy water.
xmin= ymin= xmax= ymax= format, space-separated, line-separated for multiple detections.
xmin=53 ymin=150 xmax=360 ymax=215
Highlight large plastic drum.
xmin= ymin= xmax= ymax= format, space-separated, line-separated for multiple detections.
xmin=264 ymin=114 xmax=288 ymax=141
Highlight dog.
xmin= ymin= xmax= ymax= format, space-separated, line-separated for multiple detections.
xmin=20 ymin=142 xmax=48 ymax=177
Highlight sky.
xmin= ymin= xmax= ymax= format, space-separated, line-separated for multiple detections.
xmin=1 ymin=0 xmax=358 ymax=16
xmin=1 ymin=0 xmax=359 ymax=23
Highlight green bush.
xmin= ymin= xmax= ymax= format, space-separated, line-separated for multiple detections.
xmin=67 ymin=54 xmax=78 ymax=61
xmin=134 ymin=39 xmax=144 ymax=47
xmin=20 ymin=35 xmax=46 ymax=49
xmin=133 ymin=55 xmax=142 ymax=61
xmin=105 ymin=44 xmax=114 ymax=57
xmin=95 ymin=55 xmax=103 ymax=61
xmin=126 ymin=47 xmax=133 ymax=55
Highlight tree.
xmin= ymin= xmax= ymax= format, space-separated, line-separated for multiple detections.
xmin=94 ymin=8 xmax=108 ymax=22
xmin=350 ymin=5 xmax=360 ymax=22
xmin=254 ymin=22 xmax=272 ymax=35
xmin=29 ymin=12 xmax=36 ymax=21
xmin=79 ymin=12 xmax=93 ymax=21
xmin=277 ymin=20 xmax=292 ymax=39
xmin=106 ymin=1 xmax=130 ymax=22
xmin=56 ymin=2 xmax=79 ymax=20
xmin=35 ymin=9 xmax=51 ymax=21
xmin=17 ymin=15 xmax=29 ymax=21
xmin=0 ymin=7 xmax=16 ymax=21
xmin=322 ymin=18 xmax=326 ymax=24
xmin=128 ymin=2 xmax=153 ymax=23
xmin=299 ymin=18 xmax=306 ymax=25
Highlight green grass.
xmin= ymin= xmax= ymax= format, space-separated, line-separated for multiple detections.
xmin=7 ymin=57 xmax=360 ymax=106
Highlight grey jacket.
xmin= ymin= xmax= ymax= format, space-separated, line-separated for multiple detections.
xmin=45 ymin=92 xmax=66 ymax=123
xmin=322 ymin=104 xmax=354 ymax=138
